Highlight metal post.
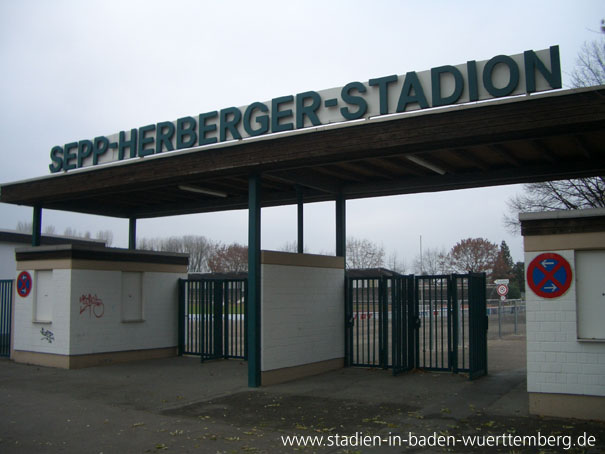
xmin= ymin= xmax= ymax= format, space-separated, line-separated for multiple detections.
xmin=296 ymin=185 xmax=303 ymax=254
xmin=498 ymin=298 xmax=502 ymax=338
xmin=514 ymin=299 xmax=518 ymax=335
xmin=128 ymin=218 xmax=137 ymax=250
xmin=335 ymin=193 xmax=346 ymax=259
xmin=32 ymin=206 xmax=42 ymax=247
xmin=247 ymin=174 xmax=261 ymax=387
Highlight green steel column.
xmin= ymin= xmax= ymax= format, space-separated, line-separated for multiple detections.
xmin=128 ymin=218 xmax=137 ymax=250
xmin=335 ymin=193 xmax=346 ymax=259
xmin=32 ymin=206 xmax=42 ymax=247
xmin=296 ymin=185 xmax=303 ymax=254
xmin=247 ymin=174 xmax=261 ymax=387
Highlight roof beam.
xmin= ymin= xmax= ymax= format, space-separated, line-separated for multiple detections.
xmin=266 ymin=168 xmax=341 ymax=193
xmin=490 ymin=143 xmax=523 ymax=167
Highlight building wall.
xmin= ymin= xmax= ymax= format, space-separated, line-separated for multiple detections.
xmin=521 ymin=208 xmax=605 ymax=419
xmin=69 ymin=270 xmax=179 ymax=355
xmin=525 ymin=249 xmax=605 ymax=398
xmin=13 ymin=268 xmax=72 ymax=355
xmin=260 ymin=251 xmax=345 ymax=384
xmin=0 ymin=241 xmax=22 ymax=280
xmin=12 ymin=245 xmax=187 ymax=368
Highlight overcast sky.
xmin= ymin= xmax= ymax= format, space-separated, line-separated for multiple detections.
xmin=0 ymin=0 xmax=602 ymax=266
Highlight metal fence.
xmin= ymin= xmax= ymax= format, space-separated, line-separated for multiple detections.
xmin=179 ymin=278 xmax=247 ymax=360
xmin=487 ymin=299 xmax=526 ymax=339
xmin=0 ymin=280 xmax=13 ymax=358
xmin=346 ymin=273 xmax=487 ymax=379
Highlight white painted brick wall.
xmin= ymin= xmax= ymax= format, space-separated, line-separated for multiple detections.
xmin=526 ymin=249 xmax=605 ymax=397
xmin=261 ymin=263 xmax=344 ymax=371
xmin=70 ymin=270 xmax=181 ymax=355
xmin=13 ymin=269 xmax=71 ymax=355
xmin=14 ymin=267 xmax=184 ymax=357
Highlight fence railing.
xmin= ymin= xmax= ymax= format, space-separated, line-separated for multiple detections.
xmin=486 ymin=299 xmax=525 ymax=339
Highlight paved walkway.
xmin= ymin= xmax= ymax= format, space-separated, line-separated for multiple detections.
xmin=1 ymin=337 xmax=603 ymax=453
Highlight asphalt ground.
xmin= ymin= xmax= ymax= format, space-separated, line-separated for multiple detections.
xmin=1 ymin=337 xmax=604 ymax=453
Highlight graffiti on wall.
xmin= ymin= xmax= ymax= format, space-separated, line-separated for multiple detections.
xmin=40 ymin=327 xmax=54 ymax=343
xmin=79 ymin=294 xmax=105 ymax=318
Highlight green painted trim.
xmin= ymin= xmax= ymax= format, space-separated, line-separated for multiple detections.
xmin=466 ymin=61 xmax=479 ymax=102
xmin=340 ymin=82 xmax=367 ymax=120
xmin=243 ymin=102 xmax=269 ymax=137
xmin=297 ymin=185 xmax=304 ymax=254
xmin=524 ymin=45 xmax=561 ymax=93
xmin=335 ymin=193 xmax=346 ymax=258
xmin=220 ymin=107 xmax=243 ymax=142
xmin=76 ymin=140 xmax=93 ymax=168
xmin=483 ymin=55 xmax=519 ymax=98
xmin=369 ymin=74 xmax=398 ymax=115
xmin=32 ymin=206 xmax=42 ymax=247
xmin=118 ymin=129 xmax=138 ymax=160
xmin=128 ymin=218 xmax=137 ymax=250
xmin=176 ymin=116 xmax=197 ymax=149
xmin=92 ymin=136 xmax=109 ymax=165
xmin=63 ymin=142 xmax=78 ymax=171
xmin=49 ymin=146 xmax=63 ymax=173
xmin=198 ymin=111 xmax=218 ymax=146
xmin=271 ymin=95 xmax=294 ymax=133
xmin=138 ymin=124 xmax=156 ymax=158
xmin=431 ymin=65 xmax=464 ymax=107
xmin=247 ymin=174 xmax=261 ymax=387
xmin=156 ymin=121 xmax=175 ymax=154
xmin=295 ymin=91 xmax=321 ymax=128
xmin=397 ymin=71 xmax=429 ymax=112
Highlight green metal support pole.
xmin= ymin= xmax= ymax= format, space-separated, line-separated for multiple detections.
xmin=335 ymin=193 xmax=346 ymax=259
xmin=247 ymin=174 xmax=261 ymax=387
xmin=296 ymin=185 xmax=303 ymax=254
xmin=32 ymin=206 xmax=42 ymax=247
xmin=128 ymin=218 xmax=137 ymax=250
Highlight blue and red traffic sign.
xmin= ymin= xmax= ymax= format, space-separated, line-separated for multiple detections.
xmin=17 ymin=271 xmax=32 ymax=298
xmin=526 ymin=253 xmax=572 ymax=298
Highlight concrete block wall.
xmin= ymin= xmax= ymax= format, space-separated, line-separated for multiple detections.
xmin=69 ymin=270 xmax=179 ymax=355
xmin=260 ymin=252 xmax=345 ymax=374
xmin=14 ymin=269 xmax=72 ymax=355
xmin=526 ymin=249 xmax=605 ymax=397
xmin=12 ymin=245 xmax=188 ymax=367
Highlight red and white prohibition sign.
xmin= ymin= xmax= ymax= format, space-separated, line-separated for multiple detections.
xmin=526 ymin=252 xmax=572 ymax=298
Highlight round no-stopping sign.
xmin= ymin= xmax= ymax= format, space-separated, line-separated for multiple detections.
xmin=496 ymin=284 xmax=509 ymax=296
xmin=17 ymin=271 xmax=32 ymax=297
xmin=526 ymin=253 xmax=572 ymax=298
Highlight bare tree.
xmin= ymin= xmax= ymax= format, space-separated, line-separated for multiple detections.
xmin=387 ymin=251 xmax=407 ymax=274
xmin=449 ymin=238 xmax=498 ymax=274
xmin=504 ymin=177 xmax=605 ymax=233
xmin=570 ymin=38 xmax=605 ymax=88
xmin=182 ymin=235 xmax=214 ymax=272
xmin=505 ymin=37 xmax=605 ymax=233
xmin=346 ymin=237 xmax=385 ymax=269
xmin=137 ymin=235 xmax=215 ymax=272
xmin=16 ymin=221 xmax=32 ymax=233
xmin=413 ymin=247 xmax=451 ymax=275
xmin=96 ymin=230 xmax=114 ymax=247
xmin=278 ymin=241 xmax=308 ymax=253
xmin=208 ymin=243 xmax=248 ymax=273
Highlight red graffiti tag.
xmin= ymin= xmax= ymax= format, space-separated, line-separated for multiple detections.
xmin=79 ymin=294 xmax=105 ymax=318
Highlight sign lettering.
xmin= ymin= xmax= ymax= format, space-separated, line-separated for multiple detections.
xmin=49 ymin=46 xmax=561 ymax=173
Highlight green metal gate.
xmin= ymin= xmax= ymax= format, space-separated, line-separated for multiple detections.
xmin=346 ymin=272 xmax=487 ymax=379
xmin=178 ymin=278 xmax=247 ymax=361
xmin=0 ymin=280 xmax=13 ymax=358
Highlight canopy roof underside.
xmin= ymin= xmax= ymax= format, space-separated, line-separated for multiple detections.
xmin=1 ymin=87 xmax=604 ymax=219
